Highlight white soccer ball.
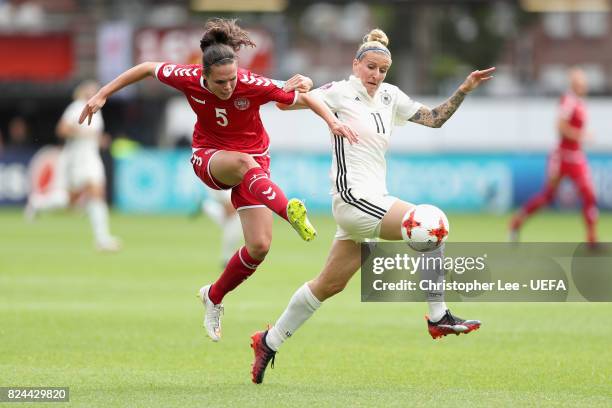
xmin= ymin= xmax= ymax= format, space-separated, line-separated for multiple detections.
xmin=401 ymin=204 xmax=449 ymax=252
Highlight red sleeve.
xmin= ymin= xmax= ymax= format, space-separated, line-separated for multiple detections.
xmin=239 ymin=70 xmax=298 ymax=106
xmin=264 ymin=84 xmax=298 ymax=105
xmin=155 ymin=63 xmax=201 ymax=92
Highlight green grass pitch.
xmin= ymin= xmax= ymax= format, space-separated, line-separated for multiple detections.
xmin=1 ymin=209 xmax=611 ymax=407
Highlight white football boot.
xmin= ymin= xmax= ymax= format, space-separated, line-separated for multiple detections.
xmin=199 ymin=284 xmax=223 ymax=342
xmin=96 ymin=236 xmax=122 ymax=253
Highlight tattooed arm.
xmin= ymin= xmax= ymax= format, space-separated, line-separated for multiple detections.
xmin=409 ymin=67 xmax=495 ymax=128
xmin=409 ymin=89 xmax=467 ymax=128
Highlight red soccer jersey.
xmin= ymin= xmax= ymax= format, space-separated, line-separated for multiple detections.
xmin=155 ymin=63 xmax=298 ymax=154
xmin=558 ymin=92 xmax=587 ymax=151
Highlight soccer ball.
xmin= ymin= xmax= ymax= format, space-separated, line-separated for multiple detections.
xmin=401 ymin=204 xmax=449 ymax=252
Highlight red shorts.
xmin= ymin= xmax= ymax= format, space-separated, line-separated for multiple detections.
xmin=547 ymin=149 xmax=591 ymax=181
xmin=190 ymin=148 xmax=271 ymax=210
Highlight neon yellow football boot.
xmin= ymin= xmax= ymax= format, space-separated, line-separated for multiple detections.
xmin=286 ymin=198 xmax=317 ymax=242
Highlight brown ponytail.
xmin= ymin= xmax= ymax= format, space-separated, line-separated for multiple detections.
xmin=200 ymin=18 xmax=256 ymax=74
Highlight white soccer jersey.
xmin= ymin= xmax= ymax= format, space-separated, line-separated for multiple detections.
xmin=60 ymin=99 xmax=106 ymax=189
xmin=311 ymin=75 xmax=421 ymax=200
xmin=61 ymin=99 xmax=104 ymax=153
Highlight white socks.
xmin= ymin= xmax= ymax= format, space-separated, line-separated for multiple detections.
xmin=265 ymin=283 xmax=322 ymax=351
xmin=202 ymin=199 xmax=242 ymax=265
xmin=264 ymin=246 xmax=448 ymax=352
xmin=221 ymin=214 xmax=242 ymax=264
xmin=201 ymin=199 xmax=225 ymax=226
xmin=87 ymin=199 xmax=112 ymax=244
xmin=420 ymin=245 xmax=448 ymax=322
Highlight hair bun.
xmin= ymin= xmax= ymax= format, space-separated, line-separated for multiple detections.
xmin=363 ymin=28 xmax=389 ymax=47
xmin=200 ymin=18 xmax=256 ymax=52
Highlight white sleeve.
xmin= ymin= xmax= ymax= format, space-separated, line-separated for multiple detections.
xmin=309 ymin=82 xmax=341 ymax=111
xmin=394 ymin=89 xmax=422 ymax=126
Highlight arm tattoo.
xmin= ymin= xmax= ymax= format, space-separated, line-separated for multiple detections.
xmin=409 ymin=89 xmax=466 ymax=128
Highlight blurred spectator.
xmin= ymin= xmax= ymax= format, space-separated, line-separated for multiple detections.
xmin=7 ymin=116 xmax=30 ymax=146
xmin=0 ymin=1 xmax=44 ymax=30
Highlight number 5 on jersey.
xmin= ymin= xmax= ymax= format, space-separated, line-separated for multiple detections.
xmin=215 ymin=108 xmax=228 ymax=127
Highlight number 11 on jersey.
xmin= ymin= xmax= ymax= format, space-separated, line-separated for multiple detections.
xmin=371 ymin=112 xmax=385 ymax=134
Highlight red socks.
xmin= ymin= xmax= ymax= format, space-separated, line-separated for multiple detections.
xmin=242 ymin=167 xmax=288 ymax=220
xmin=206 ymin=168 xmax=292 ymax=304
xmin=579 ymin=186 xmax=598 ymax=244
xmin=511 ymin=181 xmax=598 ymax=244
xmin=208 ymin=246 xmax=263 ymax=304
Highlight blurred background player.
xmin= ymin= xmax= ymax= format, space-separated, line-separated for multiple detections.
xmin=25 ymin=80 xmax=120 ymax=252
xmin=250 ymin=29 xmax=494 ymax=384
xmin=198 ymin=188 xmax=242 ymax=267
xmin=509 ymin=67 xmax=598 ymax=245
xmin=78 ymin=18 xmax=357 ymax=343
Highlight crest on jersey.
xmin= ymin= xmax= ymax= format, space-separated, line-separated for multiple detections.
xmin=163 ymin=64 xmax=176 ymax=77
xmin=380 ymin=91 xmax=392 ymax=106
xmin=234 ymin=97 xmax=250 ymax=110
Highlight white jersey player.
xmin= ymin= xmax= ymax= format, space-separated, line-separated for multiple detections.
xmin=250 ymin=29 xmax=495 ymax=383
xmin=26 ymin=81 xmax=120 ymax=251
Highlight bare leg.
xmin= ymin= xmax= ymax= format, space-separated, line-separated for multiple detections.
xmin=379 ymin=199 xmax=446 ymax=321
xmin=266 ymin=239 xmax=361 ymax=351
xmin=208 ymin=150 xmax=260 ymax=186
xmin=238 ymin=207 xmax=273 ymax=261
xmin=207 ymin=207 xmax=273 ymax=305
xmin=309 ymin=239 xmax=362 ymax=301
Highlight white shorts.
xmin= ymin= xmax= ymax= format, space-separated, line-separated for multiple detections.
xmin=332 ymin=193 xmax=398 ymax=242
xmin=64 ymin=149 xmax=105 ymax=190
xmin=207 ymin=188 xmax=232 ymax=203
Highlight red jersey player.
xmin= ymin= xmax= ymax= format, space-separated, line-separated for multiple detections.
xmin=510 ymin=68 xmax=598 ymax=245
xmin=79 ymin=18 xmax=358 ymax=342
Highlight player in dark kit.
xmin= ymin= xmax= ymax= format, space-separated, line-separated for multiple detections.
xmin=510 ymin=67 xmax=598 ymax=245
xmin=79 ymin=18 xmax=358 ymax=342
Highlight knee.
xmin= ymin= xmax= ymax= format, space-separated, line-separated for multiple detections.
xmin=235 ymin=153 xmax=258 ymax=178
xmin=542 ymin=187 xmax=556 ymax=202
xmin=89 ymin=184 xmax=105 ymax=199
xmin=581 ymin=187 xmax=596 ymax=204
xmin=246 ymin=238 xmax=271 ymax=260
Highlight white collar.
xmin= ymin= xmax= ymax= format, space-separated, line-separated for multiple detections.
xmin=348 ymin=75 xmax=384 ymax=102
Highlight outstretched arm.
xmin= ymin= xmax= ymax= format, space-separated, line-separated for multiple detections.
xmin=283 ymin=74 xmax=313 ymax=93
xmin=409 ymin=67 xmax=495 ymax=128
xmin=296 ymin=93 xmax=358 ymax=144
xmin=275 ymin=74 xmax=314 ymax=111
xmin=79 ymin=62 xmax=160 ymax=125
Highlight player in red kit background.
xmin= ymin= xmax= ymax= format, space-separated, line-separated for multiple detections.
xmin=79 ymin=18 xmax=358 ymax=342
xmin=510 ymin=67 xmax=598 ymax=245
